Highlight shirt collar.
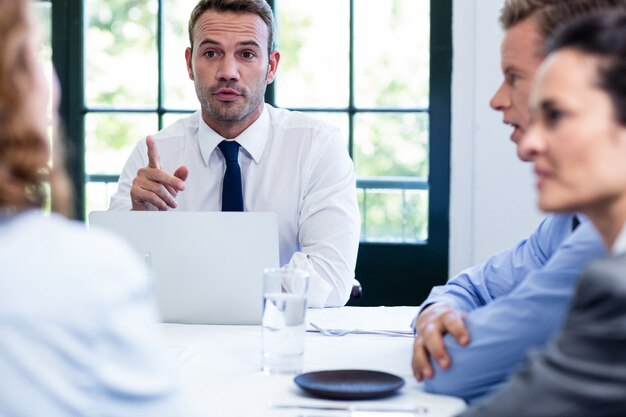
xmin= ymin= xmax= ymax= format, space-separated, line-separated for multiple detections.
xmin=612 ymin=222 xmax=626 ymax=255
xmin=198 ymin=105 xmax=270 ymax=164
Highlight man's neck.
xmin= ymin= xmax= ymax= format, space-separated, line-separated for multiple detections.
xmin=202 ymin=105 xmax=264 ymax=139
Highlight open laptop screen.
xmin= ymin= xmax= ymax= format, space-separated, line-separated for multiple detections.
xmin=89 ymin=211 xmax=279 ymax=324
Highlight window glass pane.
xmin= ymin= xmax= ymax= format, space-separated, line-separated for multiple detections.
xmin=164 ymin=0 xmax=201 ymax=109
xmin=354 ymin=0 xmax=430 ymax=108
xmin=85 ymin=113 xmax=158 ymax=175
xmin=86 ymin=181 xmax=121 ymax=216
xmin=274 ymin=0 xmax=349 ymax=108
xmin=163 ymin=112 xmax=195 ymax=129
xmin=358 ymin=189 xmax=428 ymax=243
xmin=353 ymin=113 xmax=428 ymax=177
xmin=85 ymin=0 xmax=158 ymax=107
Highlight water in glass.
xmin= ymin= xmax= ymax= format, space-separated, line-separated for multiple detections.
xmin=262 ymin=292 xmax=307 ymax=374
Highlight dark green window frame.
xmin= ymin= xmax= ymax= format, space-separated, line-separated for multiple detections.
xmin=52 ymin=0 xmax=451 ymax=306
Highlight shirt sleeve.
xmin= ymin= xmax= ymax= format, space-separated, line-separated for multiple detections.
xmin=423 ymin=221 xmax=606 ymax=401
xmin=285 ymin=128 xmax=360 ymax=308
xmin=418 ymin=214 xmax=574 ymax=314
xmin=109 ymin=140 xmax=149 ymax=211
xmin=456 ymin=254 xmax=626 ymax=417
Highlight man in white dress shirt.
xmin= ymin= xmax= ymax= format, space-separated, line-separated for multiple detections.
xmin=109 ymin=0 xmax=360 ymax=308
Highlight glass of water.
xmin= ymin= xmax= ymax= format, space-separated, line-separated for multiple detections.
xmin=261 ymin=267 xmax=309 ymax=375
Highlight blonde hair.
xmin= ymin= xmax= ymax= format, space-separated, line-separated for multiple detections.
xmin=500 ymin=0 xmax=626 ymax=43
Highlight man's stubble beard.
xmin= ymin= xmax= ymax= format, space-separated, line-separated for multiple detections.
xmin=195 ymin=69 xmax=269 ymax=124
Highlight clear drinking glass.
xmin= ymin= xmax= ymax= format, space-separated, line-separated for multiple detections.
xmin=261 ymin=268 xmax=309 ymax=375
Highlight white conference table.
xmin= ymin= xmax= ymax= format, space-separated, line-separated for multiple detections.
xmin=162 ymin=306 xmax=467 ymax=417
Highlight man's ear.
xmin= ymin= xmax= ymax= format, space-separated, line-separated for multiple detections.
xmin=266 ymin=50 xmax=280 ymax=84
xmin=185 ymin=47 xmax=194 ymax=80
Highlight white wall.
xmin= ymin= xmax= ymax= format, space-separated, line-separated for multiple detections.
xmin=448 ymin=0 xmax=544 ymax=276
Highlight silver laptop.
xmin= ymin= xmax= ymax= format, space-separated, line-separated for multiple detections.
xmin=88 ymin=211 xmax=279 ymax=325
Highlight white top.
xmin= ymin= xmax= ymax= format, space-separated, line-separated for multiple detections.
xmin=109 ymin=104 xmax=360 ymax=308
xmin=0 ymin=210 xmax=197 ymax=417
xmin=612 ymin=222 xmax=626 ymax=254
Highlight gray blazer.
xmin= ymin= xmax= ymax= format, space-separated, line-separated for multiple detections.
xmin=458 ymin=253 xmax=626 ymax=417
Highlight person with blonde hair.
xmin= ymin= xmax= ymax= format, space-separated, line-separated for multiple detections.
xmin=0 ymin=0 xmax=197 ymax=415
xmin=459 ymin=11 xmax=626 ymax=415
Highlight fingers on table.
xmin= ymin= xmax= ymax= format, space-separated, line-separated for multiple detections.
xmin=412 ymin=334 xmax=434 ymax=381
xmin=412 ymin=308 xmax=470 ymax=381
xmin=443 ymin=310 xmax=470 ymax=346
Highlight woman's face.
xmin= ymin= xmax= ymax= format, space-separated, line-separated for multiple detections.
xmin=519 ymin=48 xmax=626 ymax=214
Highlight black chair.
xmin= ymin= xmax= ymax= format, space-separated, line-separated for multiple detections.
xmin=351 ymin=278 xmax=362 ymax=299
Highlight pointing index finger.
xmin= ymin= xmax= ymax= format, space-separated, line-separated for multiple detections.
xmin=146 ymin=135 xmax=161 ymax=169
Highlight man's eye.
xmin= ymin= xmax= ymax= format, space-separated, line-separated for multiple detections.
xmin=205 ymin=50 xmax=217 ymax=58
xmin=242 ymin=51 xmax=255 ymax=59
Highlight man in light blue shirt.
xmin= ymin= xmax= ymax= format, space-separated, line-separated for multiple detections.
xmin=411 ymin=0 xmax=621 ymax=403
xmin=418 ymin=219 xmax=604 ymax=401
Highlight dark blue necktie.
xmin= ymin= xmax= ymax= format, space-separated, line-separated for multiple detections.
xmin=572 ymin=214 xmax=580 ymax=231
xmin=217 ymin=140 xmax=243 ymax=212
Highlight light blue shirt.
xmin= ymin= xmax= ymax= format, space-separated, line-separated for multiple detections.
xmin=0 ymin=211 xmax=198 ymax=417
xmin=419 ymin=214 xmax=606 ymax=402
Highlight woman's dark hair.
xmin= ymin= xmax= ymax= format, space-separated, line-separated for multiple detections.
xmin=547 ymin=12 xmax=626 ymax=125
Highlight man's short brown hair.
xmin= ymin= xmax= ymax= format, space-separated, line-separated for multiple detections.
xmin=188 ymin=0 xmax=275 ymax=55
xmin=500 ymin=0 xmax=626 ymax=42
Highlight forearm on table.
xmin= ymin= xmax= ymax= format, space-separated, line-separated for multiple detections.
xmin=420 ymin=271 xmax=490 ymax=315
xmin=288 ymin=226 xmax=358 ymax=308
xmin=437 ymin=233 xmax=608 ymax=400
xmin=423 ymin=298 xmax=567 ymax=401
xmin=456 ymin=344 xmax=592 ymax=417
xmin=423 ymin=334 xmax=510 ymax=401
xmin=295 ymin=163 xmax=359 ymax=307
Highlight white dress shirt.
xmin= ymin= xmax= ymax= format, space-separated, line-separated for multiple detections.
xmin=0 ymin=210 xmax=198 ymax=417
xmin=109 ymin=104 xmax=360 ymax=308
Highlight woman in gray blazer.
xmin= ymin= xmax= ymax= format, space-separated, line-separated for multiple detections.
xmin=459 ymin=11 xmax=626 ymax=417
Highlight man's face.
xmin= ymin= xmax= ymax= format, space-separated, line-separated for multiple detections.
xmin=490 ymin=16 xmax=543 ymax=161
xmin=185 ymin=10 xmax=279 ymax=136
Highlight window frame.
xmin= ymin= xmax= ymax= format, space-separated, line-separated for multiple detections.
xmin=351 ymin=0 xmax=452 ymax=306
